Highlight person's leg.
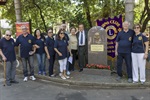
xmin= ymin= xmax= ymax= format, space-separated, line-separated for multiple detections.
xmin=41 ymin=53 xmax=46 ymax=74
xmin=71 ymin=50 xmax=77 ymax=71
xmin=78 ymin=47 xmax=85 ymax=70
xmin=116 ymin=53 xmax=123 ymax=77
xmin=137 ymin=53 xmax=146 ymax=83
xmin=49 ymin=55 xmax=54 ymax=76
xmin=58 ymin=59 xmax=66 ymax=79
xmin=11 ymin=60 xmax=17 ymax=81
xmin=28 ymin=56 xmax=34 ymax=76
xmin=36 ymin=54 xmax=42 ymax=74
xmin=131 ymin=53 xmax=138 ymax=82
xmin=21 ymin=58 xmax=28 ymax=77
xmin=6 ymin=61 xmax=11 ymax=85
xmin=63 ymin=58 xmax=69 ymax=78
xmin=124 ymin=53 xmax=132 ymax=79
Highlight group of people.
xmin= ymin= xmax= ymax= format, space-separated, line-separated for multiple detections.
xmin=0 ymin=21 xmax=149 ymax=86
xmin=115 ymin=21 xmax=149 ymax=84
xmin=0 ymin=23 xmax=88 ymax=86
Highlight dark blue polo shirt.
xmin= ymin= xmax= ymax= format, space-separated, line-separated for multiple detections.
xmin=35 ymin=37 xmax=46 ymax=54
xmin=116 ymin=29 xmax=135 ymax=53
xmin=45 ymin=37 xmax=55 ymax=56
xmin=15 ymin=34 xmax=35 ymax=58
xmin=132 ymin=33 xmax=148 ymax=53
xmin=0 ymin=38 xmax=16 ymax=62
xmin=54 ymin=39 xmax=68 ymax=60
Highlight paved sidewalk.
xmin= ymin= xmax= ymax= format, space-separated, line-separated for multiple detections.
xmin=0 ymin=58 xmax=150 ymax=88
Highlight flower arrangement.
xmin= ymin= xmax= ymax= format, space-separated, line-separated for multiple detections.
xmin=86 ymin=64 xmax=110 ymax=70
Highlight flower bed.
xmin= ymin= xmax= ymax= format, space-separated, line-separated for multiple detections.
xmin=86 ymin=64 xmax=110 ymax=70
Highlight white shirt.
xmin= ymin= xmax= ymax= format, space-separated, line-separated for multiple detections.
xmin=79 ymin=31 xmax=85 ymax=46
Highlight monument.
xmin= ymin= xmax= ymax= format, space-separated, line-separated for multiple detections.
xmin=88 ymin=26 xmax=107 ymax=65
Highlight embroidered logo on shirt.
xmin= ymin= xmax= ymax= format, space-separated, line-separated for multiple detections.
xmin=28 ymin=40 xmax=31 ymax=43
xmin=129 ymin=37 xmax=132 ymax=41
xmin=138 ymin=36 xmax=142 ymax=40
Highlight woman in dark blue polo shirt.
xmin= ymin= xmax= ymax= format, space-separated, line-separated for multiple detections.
xmin=54 ymin=29 xmax=72 ymax=80
xmin=45 ymin=28 xmax=55 ymax=77
xmin=132 ymin=24 xmax=149 ymax=84
xmin=34 ymin=29 xmax=46 ymax=75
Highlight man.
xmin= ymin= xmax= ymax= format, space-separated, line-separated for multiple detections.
xmin=61 ymin=24 xmax=69 ymax=35
xmin=15 ymin=25 xmax=36 ymax=82
xmin=0 ymin=30 xmax=19 ymax=86
xmin=115 ymin=21 xmax=135 ymax=83
xmin=76 ymin=24 xmax=88 ymax=72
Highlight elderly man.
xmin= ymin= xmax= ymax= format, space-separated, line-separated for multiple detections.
xmin=0 ymin=30 xmax=19 ymax=86
xmin=115 ymin=21 xmax=135 ymax=83
xmin=15 ymin=25 xmax=36 ymax=82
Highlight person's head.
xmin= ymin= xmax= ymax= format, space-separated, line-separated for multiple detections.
xmin=133 ymin=23 xmax=141 ymax=34
xmin=70 ymin=27 xmax=76 ymax=35
xmin=5 ymin=30 xmax=12 ymax=40
xmin=21 ymin=25 xmax=28 ymax=35
xmin=78 ymin=24 xmax=84 ymax=31
xmin=61 ymin=24 xmax=67 ymax=31
xmin=34 ymin=29 xmax=41 ymax=38
xmin=122 ymin=21 xmax=130 ymax=30
xmin=57 ymin=29 xmax=65 ymax=40
xmin=47 ymin=28 xmax=53 ymax=38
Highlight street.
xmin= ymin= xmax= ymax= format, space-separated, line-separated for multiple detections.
xmin=0 ymin=74 xmax=150 ymax=100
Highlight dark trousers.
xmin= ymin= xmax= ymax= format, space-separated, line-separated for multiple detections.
xmin=48 ymin=55 xmax=55 ymax=76
xmin=117 ymin=53 xmax=132 ymax=78
xmin=21 ymin=56 xmax=34 ymax=77
xmin=6 ymin=61 xmax=17 ymax=84
xmin=69 ymin=49 xmax=77 ymax=71
xmin=78 ymin=46 xmax=86 ymax=69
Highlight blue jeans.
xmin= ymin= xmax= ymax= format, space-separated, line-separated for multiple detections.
xmin=36 ymin=53 xmax=46 ymax=73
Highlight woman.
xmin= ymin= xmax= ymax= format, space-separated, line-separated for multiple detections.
xmin=54 ymin=29 xmax=72 ymax=80
xmin=132 ymin=24 xmax=149 ymax=84
xmin=34 ymin=29 xmax=46 ymax=75
xmin=45 ymin=28 xmax=55 ymax=77
xmin=69 ymin=27 xmax=77 ymax=71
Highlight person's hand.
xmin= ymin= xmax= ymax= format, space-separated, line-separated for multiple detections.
xmin=115 ymin=51 xmax=118 ymax=56
xmin=70 ymin=53 xmax=73 ymax=57
xmin=2 ymin=56 xmax=7 ymax=61
xmin=58 ymin=52 xmax=62 ymax=56
xmin=47 ymin=55 xmax=50 ymax=59
xmin=144 ymin=53 xmax=148 ymax=59
xmin=29 ymin=51 xmax=35 ymax=55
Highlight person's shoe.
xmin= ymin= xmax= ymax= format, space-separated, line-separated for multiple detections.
xmin=30 ymin=76 xmax=36 ymax=81
xmin=59 ymin=73 xmax=62 ymax=76
xmin=128 ymin=78 xmax=132 ymax=83
xmin=141 ymin=82 xmax=145 ymax=85
xmin=133 ymin=81 xmax=138 ymax=83
xmin=38 ymin=71 xmax=42 ymax=75
xmin=10 ymin=80 xmax=19 ymax=84
xmin=79 ymin=69 xmax=83 ymax=72
xmin=50 ymin=74 xmax=55 ymax=77
xmin=60 ymin=75 xmax=66 ymax=80
xmin=6 ymin=82 xmax=11 ymax=86
xmin=43 ymin=71 xmax=46 ymax=76
xmin=116 ymin=76 xmax=121 ymax=81
xmin=67 ymin=71 xmax=70 ymax=75
xmin=23 ymin=77 xmax=28 ymax=82
xmin=64 ymin=75 xmax=70 ymax=79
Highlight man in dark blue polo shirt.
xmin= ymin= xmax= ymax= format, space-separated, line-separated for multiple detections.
xmin=15 ymin=25 xmax=36 ymax=82
xmin=115 ymin=21 xmax=135 ymax=83
xmin=0 ymin=30 xmax=19 ymax=86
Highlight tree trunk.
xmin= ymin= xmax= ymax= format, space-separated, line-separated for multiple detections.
xmin=125 ymin=0 xmax=135 ymax=29
xmin=14 ymin=0 xmax=22 ymax=22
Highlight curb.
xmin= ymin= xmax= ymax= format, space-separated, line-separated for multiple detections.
xmin=16 ymin=69 xmax=150 ymax=89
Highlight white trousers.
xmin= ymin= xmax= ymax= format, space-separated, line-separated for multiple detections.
xmin=131 ymin=53 xmax=146 ymax=82
xmin=58 ymin=58 xmax=67 ymax=73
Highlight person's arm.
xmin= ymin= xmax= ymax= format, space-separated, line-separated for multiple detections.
xmin=144 ymin=41 xmax=149 ymax=59
xmin=45 ymin=46 xmax=50 ymax=59
xmin=0 ymin=49 xmax=7 ymax=61
xmin=54 ymin=48 xmax=62 ymax=56
xmin=115 ymin=42 xmax=118 ymax=56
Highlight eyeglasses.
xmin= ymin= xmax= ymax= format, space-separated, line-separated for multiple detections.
xmin=6 ymin=34 xmax=11 ymax=37
xmin=134 ymin=27 xmax=140 ymax=29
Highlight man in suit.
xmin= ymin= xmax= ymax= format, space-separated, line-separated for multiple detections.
xmin=76 ymin=24 xmax=88 ymax=72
